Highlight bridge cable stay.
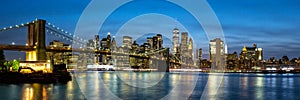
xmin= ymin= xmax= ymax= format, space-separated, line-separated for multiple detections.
xmin=0 ymin=22 xmax=30 ymax=32
xmin=45 ymin=22 xmax=87 ymax=46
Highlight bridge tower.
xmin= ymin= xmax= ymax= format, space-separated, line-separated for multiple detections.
xmin=26 ymin=19 xmax=46 ymax=61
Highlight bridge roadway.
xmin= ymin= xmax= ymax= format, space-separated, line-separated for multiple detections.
xmin=0 ymin=44 xmax=169 ymax=59
xmin=0 ymin=44 xmax=34 ymax=51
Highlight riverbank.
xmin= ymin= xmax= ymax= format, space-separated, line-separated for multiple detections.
xmin=0 ymin=72 xmax=72 ymax=84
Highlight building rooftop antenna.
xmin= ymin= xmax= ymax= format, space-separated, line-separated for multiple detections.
xmin=174 ymin=18 xmax=178 ymax=29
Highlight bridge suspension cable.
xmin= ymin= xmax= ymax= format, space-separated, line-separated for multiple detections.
xmin=45 ymin=22 xmax=87 ymax=47
xmin=0 ymin=19 xmax=88 ymax=47
xmin=0 ymin=22 xmax=31 ymax=32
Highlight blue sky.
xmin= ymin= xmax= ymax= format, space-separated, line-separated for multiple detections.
xmin=0 ymin=0 xmax=300 ymax=60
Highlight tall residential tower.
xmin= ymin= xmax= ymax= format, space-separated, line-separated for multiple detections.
xmin=209 ymin=38 xmax=225 ymax=69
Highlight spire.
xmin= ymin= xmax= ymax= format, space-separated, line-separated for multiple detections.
xmin=242 ymin=44 xmax=247 ymax=52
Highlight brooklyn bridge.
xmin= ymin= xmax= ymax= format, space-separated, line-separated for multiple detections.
xmin=0 ymin=19 xmax=193 ymax=72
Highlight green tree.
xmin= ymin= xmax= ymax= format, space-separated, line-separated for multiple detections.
xmin=11 ymin=60 xmax=20 ymax=71
xmin=4 ymin=60 xmax=20 ymax=72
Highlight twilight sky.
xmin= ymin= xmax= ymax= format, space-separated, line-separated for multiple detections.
xmin=0 ymin=0 xmax=300 ymax=60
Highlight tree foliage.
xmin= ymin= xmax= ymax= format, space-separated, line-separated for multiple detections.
xmin=4 ymin=60 xmax=20 ymax=71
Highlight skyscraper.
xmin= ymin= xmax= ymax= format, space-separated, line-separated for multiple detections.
xmin=181 ymin=32 xmax=188 ymax=48
xmin=180 ymin=32 xmax=188 ymax=63
xmin=152 ymin=36 xmax=158 ymax=50
xmin=240 ymin=44 xmax=263 ymax=70
xmin=188 ymin=38 xmax=194 ymax=65
xmin=131 ymin=41 xmax=139 ymax=54
xmin=196 ymin=48 xmax=202 ymax=67
xmin=122 ymin=36 xmax=132 ymax=49
xmin=157 ymin=34 xmax=163 ymax=49
xmin=111 ymin=36 xmax=117 ymax=51
xmin=198 ymin=48 xmax=202 ymax=61
xmin=107 ymin=32 xmax=111 ymax=50
xmin=188 ymin=38 xmax=193 ymax=59
xmin=147 ymin=37 xmax=153 ymax=50
xmin=172 ymin=28 xmax=179 ymax=54
xmin=94 ymin=35 xmax=99 ymax=50
xmin=209 ymin=38 xmax=225 ymax=69
xmin=152 ymin=34 xmax=163 ymax=50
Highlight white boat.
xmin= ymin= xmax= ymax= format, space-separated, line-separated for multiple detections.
xmin=87 ymin=64 xmax=115 ymax=71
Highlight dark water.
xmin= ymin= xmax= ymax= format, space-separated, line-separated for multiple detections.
xmin=1 ymin=72 xmax=300 ymax=100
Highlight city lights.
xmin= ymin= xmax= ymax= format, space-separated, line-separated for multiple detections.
xmin=0 ymin=19 xmax=299 ymax=73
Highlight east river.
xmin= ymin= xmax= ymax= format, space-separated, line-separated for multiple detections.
xmin=0 ymin=71 xmax=300 ymax=100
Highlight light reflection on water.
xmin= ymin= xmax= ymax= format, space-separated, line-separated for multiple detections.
xmin=0 ymin=72 xmax=300 ymax=99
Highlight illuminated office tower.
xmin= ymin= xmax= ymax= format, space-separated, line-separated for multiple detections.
xmin=111 ymin=36 xmax=117 ymax=51
xmin=242 ymin=44 xmax=263 ymax=61
xmin=172 ymin=28 xmax=180 ymax=54
xmin=196 ymin=48 xmax=203 ymax=67
xmin=180 ymin=32 xmax=188 ymax=63
xmin=94 ymin=35 xmax=99 ymax=50
xmin=209 ymin=38 xmax=225 ymax=69
xmin=188 ymin=38 xmax=193 ymax=59
xmin=86 ymin=39 xmax=94 ymax=50
xmin=157 ymin=34 xmax=163 ymax=49
xmin=100 ymin=38 xmax=108 ymax=50
xmin=199 ymin=48 xmax=202 ymax=61
xmin=240 ymin=44 xmax=263 ymax=70
xmin=147 ymin=37 xmax=153 ymax=50
xmin=107 ymin=32 xmax=111 ymax=50
xmin=256 ymin=47 xmax=263 ymax=61
xmin=188 ymin=38 xmax=194 ymax=65
xmin=152 ymin=36 xmax=158 ymax=50
xmin=49 ymin=40 xmax=71 ymax=65
xmin=123 ymin=36 xmax=132 ymax=49
xmin=152 ymin=34 xmax=163 ymax=50
xmin=131 ymin=41 xmax=139 ymax=54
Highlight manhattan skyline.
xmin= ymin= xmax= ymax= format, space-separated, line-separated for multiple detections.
xmin=1 ymin=0 xmax=300 ymax=59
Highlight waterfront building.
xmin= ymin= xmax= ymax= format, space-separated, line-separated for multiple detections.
xmin=48 ymin=40 xmax=71 ymax=65
xmin=209 ymin=38 xmax=225 ymax=69
xmin=239 ymin=44 xmax=263 ymax=70
xmin=200 ymin=59 xmax=211 ymax=70
xmin=19 ymin=61 xmax=51 ymax=73
xmin=226 ymin=52 xmax=238 ymax=70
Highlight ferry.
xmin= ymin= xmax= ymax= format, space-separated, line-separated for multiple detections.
xmin=87 ymin=64 xmax=115 ymax=71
